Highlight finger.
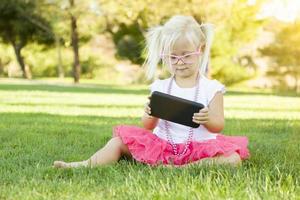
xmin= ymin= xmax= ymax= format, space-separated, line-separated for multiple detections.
xmin=194 ymin=112 xmax=207 ymax=116
xmin=192 ymin=119 xmax=208 ymax=124
xmin=197 ymin=117 xmax=208 ymax=121
xmin=145 ymin=108 xmax=151 ymax=115
xmin=193 ymin=114 xmax=208 ymax=120
xmin=145 ymin=103 xmax=151 ymax=109
xmin=200 ymin=107 xmax=209 ymax=113
xmin=147 ymin=114 xmax=153 ymax=118
xmin=192 ymin=119 xmax=200 ymax=124
xmin=193 ymin=117 xmax=209 ymax=122
xmin=199 ymin=106 xmax=208 ymax=111
xmin=193 ymin=113 xmax=208 ymax=117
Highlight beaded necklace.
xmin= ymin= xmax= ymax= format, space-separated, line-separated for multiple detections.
xmin=164 ymin=72 xmax=200 ymax=156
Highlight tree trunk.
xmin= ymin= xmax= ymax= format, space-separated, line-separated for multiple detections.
xmin=55 ymin=36 xmax=64 ymax=78
xmin=11 ymin=41 xmax=32 ymax=79
xmin=0 ymin=58 xmax=3 ymax=76
xmin=70 ymin=0 xmax=80 ymax=83
xmin=295 ymin=75 xmax=299 ymax=93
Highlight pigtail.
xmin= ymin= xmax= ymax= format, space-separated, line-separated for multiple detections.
xmin=143 ymin=26 xmax=164 ymax=80
xmin=199 ymin=23 xmax=215 ymax=75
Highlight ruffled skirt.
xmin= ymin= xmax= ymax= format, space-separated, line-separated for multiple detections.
xmin=113 ymin=125 xmax=249 ymax=166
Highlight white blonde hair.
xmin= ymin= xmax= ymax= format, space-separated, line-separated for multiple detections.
xmin=143 ymin=15 xmax=214 ymax=80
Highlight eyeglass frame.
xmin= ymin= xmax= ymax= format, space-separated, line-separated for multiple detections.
xmin=160 ymin=49 xmax=202 ymax=65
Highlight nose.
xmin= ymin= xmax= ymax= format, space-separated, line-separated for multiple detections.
xmin=176 ymin=58 xmax=185 ymax=65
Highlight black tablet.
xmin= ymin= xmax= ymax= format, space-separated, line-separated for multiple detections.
xmin=149 ymin=91 xmax=204 ymax=128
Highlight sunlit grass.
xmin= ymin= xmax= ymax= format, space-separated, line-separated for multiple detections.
xmin=0 ymin=78 xmax=299 ymax=200
xmin=1 ymin=88 xmax=299 ymax=119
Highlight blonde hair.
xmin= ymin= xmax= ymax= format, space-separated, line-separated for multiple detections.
xmin=143 ymin=15 xmax=214 ymax=80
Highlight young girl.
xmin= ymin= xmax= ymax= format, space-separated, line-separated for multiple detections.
xmin=54 ymin=15 xmax=249 ymax=168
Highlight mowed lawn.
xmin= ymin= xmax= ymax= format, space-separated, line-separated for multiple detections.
xmin=0 ymin=79 xmax=299 ymax=200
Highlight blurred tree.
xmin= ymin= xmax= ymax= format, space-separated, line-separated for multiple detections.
xmin=68 ymin=0 xmax=81 ymax=83
xmin=0 ymin=0 xmax=54 ymax=79
xmin=36 ymin=1 xmax=65 ymax=78
xmin=43 ymin=0 xmax=101 ymax=83
xmin=208 ymin=0 xmax=264 ymax=84
xmin=0 ymin=58 xmax=5 ymax=76
xmin=100 ymin=0 xmax=194 ymax=64
xmin=260 ymin=21 xmax=300 ymax=92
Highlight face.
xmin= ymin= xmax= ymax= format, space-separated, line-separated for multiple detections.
xmin=164 ymin=37 xmax=202 ymax=79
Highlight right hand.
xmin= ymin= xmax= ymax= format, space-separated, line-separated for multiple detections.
xmin=144 ymin=96 xmax=153 ymax=118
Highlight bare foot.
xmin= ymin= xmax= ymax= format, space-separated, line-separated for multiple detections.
xmin=53 ymin=161 xmax=70 ymax=168
xmin=53 ymin=160 xmax=89 ymax=168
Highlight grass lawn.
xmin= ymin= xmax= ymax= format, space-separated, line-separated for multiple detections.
xmin=0 ymin=78 xmax=299 ymax=200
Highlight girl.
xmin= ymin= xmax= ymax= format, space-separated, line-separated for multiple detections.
xmin=54 ymin=15 xmax=249 ymax=168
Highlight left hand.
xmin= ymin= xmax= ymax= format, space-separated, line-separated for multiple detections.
xmin=192 ymin=107 xmax=209 ymax=125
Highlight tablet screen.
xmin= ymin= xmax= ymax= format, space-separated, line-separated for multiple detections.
xmin=149 ymin=91 xmax=204 ymax=128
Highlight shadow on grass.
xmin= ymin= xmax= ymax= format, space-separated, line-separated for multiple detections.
xmin=3 ymin=102 xmax=143 ymax=109
xmin=0 ymin=83 xmax=149 ymax=95
xmin=3 ymin=102 xmax=300 ymax=112
xmin=1 ymin=82 xmax=299 ymax=97
xmin=226 ymin=90 xmax=300 ymax=97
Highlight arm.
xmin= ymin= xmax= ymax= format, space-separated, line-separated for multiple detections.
xmin=193 ymin=92 xmax=225 ymax=133
xmin=141 ymin=112 xmax=159 ymax=131
xmin=205 ymin=92 xmax=225 ymax=132
xmin=141 ymin=96 xmax=159 ymax=130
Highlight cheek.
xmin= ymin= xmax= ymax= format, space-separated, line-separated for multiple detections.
xmin=189 ymin=64 xmax=199 ymax=71
xmin=162 ymin=60 xmax=175 ymax=73
xmin=166 ymin=64 xmax=176 ymax=73
xmin=195 ymin=56 xmax=201 ymax=64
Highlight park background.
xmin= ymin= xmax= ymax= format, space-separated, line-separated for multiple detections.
xmin=0 ymin=0 xmax=299 ymax=199
xmin=0 ymin=0 xmax=299 ymax=91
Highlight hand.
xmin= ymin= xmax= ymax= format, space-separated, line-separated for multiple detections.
xmin=192 ymin=107 xmax=209 ymax=125
xmin=144 ymin=96 xmax=153 ymax=119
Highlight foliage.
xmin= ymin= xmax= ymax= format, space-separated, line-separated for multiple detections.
xmin=260 ymin=21 xmax=300 ymax=92
xmin=0 ymin=0 xmax=282 ymax=85
xmin=0 ymin=0 xmax=54 ymax=45
xmin=0 ymin=0 xmax=54 ymax=78
xmin=100 ymin=0 xmax=263 ymax=85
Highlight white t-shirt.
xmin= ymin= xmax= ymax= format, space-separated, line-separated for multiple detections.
xmin=149 ymin=75 xmax=226 ymax=144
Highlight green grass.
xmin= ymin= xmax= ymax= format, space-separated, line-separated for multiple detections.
xmin=0 ymin=78 xmax=299 ymax=200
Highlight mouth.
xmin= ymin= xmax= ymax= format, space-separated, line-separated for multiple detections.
xmin=176 ymin=68 xmax=188 ymax=71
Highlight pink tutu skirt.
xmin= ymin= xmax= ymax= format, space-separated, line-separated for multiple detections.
xmin=113 ymin=125 xmax=250 ymax=166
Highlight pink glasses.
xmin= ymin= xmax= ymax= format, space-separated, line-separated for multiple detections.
xmin=161 ymin=50 xmax=202 ymax=65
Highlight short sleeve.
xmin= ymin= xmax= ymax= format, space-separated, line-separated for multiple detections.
xmin=206 ymin=80 xmax=226 ymax=105
xmin=149 ymin=79 xmax=162 ymax=94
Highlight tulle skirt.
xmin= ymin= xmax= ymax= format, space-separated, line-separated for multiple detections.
xmin=113 ymin=125 xmax=250 ymax=166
